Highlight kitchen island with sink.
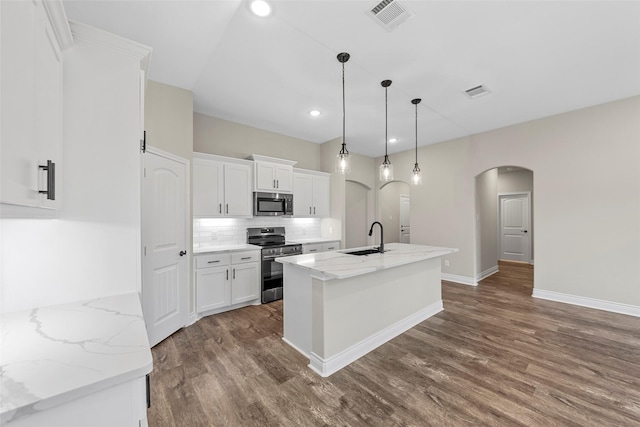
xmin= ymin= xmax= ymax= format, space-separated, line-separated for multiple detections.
xmin=276 ymin=242 xmax=458 ymax=377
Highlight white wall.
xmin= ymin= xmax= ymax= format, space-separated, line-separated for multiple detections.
xmin=1 ymin=27 xmax=147 ymax=313
xmin=476 ymin=168 xmax=498 ymax=276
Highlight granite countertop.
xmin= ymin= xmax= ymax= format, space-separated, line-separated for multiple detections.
xmin=275 ymin=242 xmax=458 ymax=281
xmin=0 ymin=293 xmax=153 ymax=424
xmin=193 ymin=244 xmax=261 ymax=254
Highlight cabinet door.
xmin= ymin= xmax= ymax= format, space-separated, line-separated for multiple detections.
xmin=231 ymin=263 xmax=259 ymax=304
xmin=1 ymin=1 xmax=38 ymax=207
xmin=34 ymin=3 xmax=62 ymax=209
xmin=224 ymin=163 xmax=252 ymax=216
xmin=312 ymin=175 xmax=330 ymax=217
xmin=196 ymin=267 xmax=230 ymax=312
xmin=293 ymin=173 xmax=313 ymax=216
xmin=274 ymin=164 xmax=293 ymax=192
xmin=255 ymin=162 xmax=276 ymax=191
xmin=193 ymin=159 xmax=224 ymax=217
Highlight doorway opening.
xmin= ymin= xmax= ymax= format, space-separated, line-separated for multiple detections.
xmin=475 ymin=166 xmax=534 ymax=285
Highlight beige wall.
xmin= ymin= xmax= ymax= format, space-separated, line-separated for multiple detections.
xmin=194 ymin=113 xmax=321 ymax=170
xmin=476 ymin=168 xmax=498 ymax=275
xmin=145 ymin=80 xmax=193 ymax=160
xmin=379 ymin=181 xmax=410 ymax=243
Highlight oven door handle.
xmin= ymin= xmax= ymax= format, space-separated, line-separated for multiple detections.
xmin=262 ymin=255 xmax=282 ymax=260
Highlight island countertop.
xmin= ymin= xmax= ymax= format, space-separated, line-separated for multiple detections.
xmin=0 ymin=293 xmax=153 ymax=424
xmin=275 ymin=242 xmax=458 ymax=280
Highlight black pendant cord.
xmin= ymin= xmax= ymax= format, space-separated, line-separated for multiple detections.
xmin=381 ymin=80 xmax=392 ymax=163
xmin=412 ymin=98 xmax=422 ymax=172
xmin=337 ymin=52 xmax=350 ymax=156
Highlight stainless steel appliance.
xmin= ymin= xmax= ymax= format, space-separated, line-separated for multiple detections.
xmin=247 ymin=227 xmax=302 ymax=303
xmin=253 ymin=192 xmax=293 ymax=217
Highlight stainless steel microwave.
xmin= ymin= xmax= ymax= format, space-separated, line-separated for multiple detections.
xmin=253 ymin=192 xmax=293 ymax=216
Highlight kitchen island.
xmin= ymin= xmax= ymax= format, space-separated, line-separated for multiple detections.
xmin=276 ymin=242 xmax=457 ymax=377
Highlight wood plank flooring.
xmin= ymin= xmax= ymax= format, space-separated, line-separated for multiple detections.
xmin=148 ymin=261 xmax=640 ymax=426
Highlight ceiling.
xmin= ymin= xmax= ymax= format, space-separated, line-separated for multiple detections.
xmin=62 ymin=0 xmax=640 ymax=158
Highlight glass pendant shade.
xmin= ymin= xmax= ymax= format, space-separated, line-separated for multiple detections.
xmin=412 ymin=163 xmax=422 ymax=186
xmin=380 ymin=155 xmax=393 ymax=181
xmin=336 ymin=52 xmax=351 ymax=174
xmin=380 ymin=80 xmax=393 ymax=181
xmin=335 ymin=147 xmax=351 ymax=174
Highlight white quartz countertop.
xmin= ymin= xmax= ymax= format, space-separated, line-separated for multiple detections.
xmin=193 ymin=244 xmax=261 ymax=254
xmin=0 ymin=293 xmax=153 ymax=424
xmin=275 ymin=242 xmax=458 ymax=280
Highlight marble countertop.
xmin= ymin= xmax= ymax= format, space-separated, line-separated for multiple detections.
xmin=275 ymin=242 xmax=458 ymax=280
xmin=193 ymin=244 xmax=261 ymax=254
xmin=0 ymin=293 xmax=153 ymax=424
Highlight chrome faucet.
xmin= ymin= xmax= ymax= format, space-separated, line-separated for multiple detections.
xmin=368 ymin=221 xmax=384 ymax=253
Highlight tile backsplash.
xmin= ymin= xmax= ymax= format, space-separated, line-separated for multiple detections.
xmin=193 ymin=217 xmax=322 ymax=247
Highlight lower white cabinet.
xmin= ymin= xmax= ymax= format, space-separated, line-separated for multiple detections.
xmin=302 ymin=241 xmax=340 ymax=254
xmin=195 ymin=251 xmax=260 ymax=313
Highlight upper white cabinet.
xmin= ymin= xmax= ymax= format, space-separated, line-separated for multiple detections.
xmin=1 ymin=1 xmax=71 ymax=210
xmin=249 ymin=154 xmax=296 ymax=193
xmin=293 ymin=169 xmax=330 ymax=217
xmin=193 ymin=153 xmax=253 ymax=217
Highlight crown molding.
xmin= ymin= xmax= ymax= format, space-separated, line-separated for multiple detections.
xmin=42 ymin=0 xmax=73 ymax=50
xmin=69 ymin=20 xmax=153 ymax=76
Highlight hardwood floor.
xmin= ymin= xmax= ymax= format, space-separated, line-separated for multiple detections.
xmin=148 ymin=261 xmax=640 ymax=426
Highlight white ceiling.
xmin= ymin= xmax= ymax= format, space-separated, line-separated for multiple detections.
xmin=63 ymin=0 xmax=640 ymax=158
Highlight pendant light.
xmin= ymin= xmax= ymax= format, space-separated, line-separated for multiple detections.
xmin=379 ymin=79 xmax=393 ymax=181
xmin=335 ymin=52 xmax=351 ymax=174
xmin=411 ymin=98 xmax=422 ymax=186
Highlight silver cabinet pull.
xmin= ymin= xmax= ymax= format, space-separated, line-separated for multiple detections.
xmin=241 ymin=256 xmax=251 ymax=260
xmin=38 ymin=160 xmax=55 ymax=200
xmin=207 ymin=260 xmax=220 ymax=264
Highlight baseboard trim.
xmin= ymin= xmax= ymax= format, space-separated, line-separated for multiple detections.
xmin=475 ymin=265 xmax=499 ymax=283
xmin=441 ymin=273 xmax=477 ymax=286
xmin=308 ymin=300 xmax=444 ymax=377
xmin=533 ymin=289 xmax=640 ymax=318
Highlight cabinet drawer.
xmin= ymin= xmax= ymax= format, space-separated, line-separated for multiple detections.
xmin=322 ymin=242 xmax=340 ymax=252
xmin=231 ymin=251 xmax=259 ymax=264
xmin=195 ymin=253 xmax=230 ymax=269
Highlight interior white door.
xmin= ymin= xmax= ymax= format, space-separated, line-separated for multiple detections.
xmin=499 ymin=193 xmax=531 ymax=262
xmin=400 ymin=194 xmax=410 ymax=243
xmin=142 ymin=149 xmax=189 ymax=347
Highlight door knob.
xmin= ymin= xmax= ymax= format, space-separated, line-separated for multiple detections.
xmin=179 ymin=250 xmax=187 ymax=256
xmin=523 ymin=230 xmax=528 ymax=233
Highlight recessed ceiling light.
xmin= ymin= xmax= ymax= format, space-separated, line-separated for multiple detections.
xmin=309 ymin=110 xmax=321 ymax=117
xmin=250 ymin=0 xmax=271 ymax=17
xmin=389 ymin=138 xmax=398 ymax=143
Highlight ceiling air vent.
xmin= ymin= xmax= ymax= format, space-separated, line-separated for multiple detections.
xmin=464 ymin=84 xmax=491 ymax=99
xmin=369 ymin=0 xmax=414 ymax=32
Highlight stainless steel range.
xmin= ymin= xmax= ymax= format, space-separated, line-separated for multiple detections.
xmin=247 ymin=227 xmax=302 ymax=303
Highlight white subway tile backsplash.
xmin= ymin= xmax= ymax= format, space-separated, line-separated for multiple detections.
xmin=192 ymin=217 xmax=322 ymax=246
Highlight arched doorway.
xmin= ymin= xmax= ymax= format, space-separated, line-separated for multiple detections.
xmin=345 ymin=180 xmax=372 ymax=249
xmin=475 ymin=166 xmax=534 ymax=282
xmin=378 ymin=180 xmax=410 ymax=243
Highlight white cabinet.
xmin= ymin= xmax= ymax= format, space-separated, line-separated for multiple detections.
xmin=195 ymin=251 xmax=260 ymax=314
xmin=1 ymin=1 xmax=69 ymax=209
xmin=293 ymin=170 xmax=330 ymax=217
xmin=250 ymin=154 xmax=296 ymax=193
xmin=193 ymin=154 xmax=253 ymax=217
xmin=302 ymin=241 xmax=340 ymax=254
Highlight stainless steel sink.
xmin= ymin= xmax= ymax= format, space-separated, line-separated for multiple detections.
xmin=343 ymin=248 xmax=381 ymax=256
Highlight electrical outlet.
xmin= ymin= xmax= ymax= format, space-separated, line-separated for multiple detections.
xmin=444 ymin=259 xmax=450 ymax=267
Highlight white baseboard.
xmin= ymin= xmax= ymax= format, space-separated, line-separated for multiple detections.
xmin=441 ymin=273 xmax=477 ymax=286
xmin=533 ymin=289 xmax=640 ymax=318
xmin=475 ymin=265 xmax=499 ymax=283
xmin=308 ymin=300 xmax=444 ymax=377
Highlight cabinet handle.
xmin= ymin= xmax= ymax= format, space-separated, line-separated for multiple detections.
xmin=233 ymin=268 xmax=236 ymax=279
xmin=208 ymin=260 xmax=220 ymax=264
xmin=146 ymin=374 xmax=151 ymax=409
xmin=327 ymin=247 xmax=335 ymax=250
xmin=219 ymin=203 xmax=222 ymax=214
xmin=313 ymin=206 xmax=316 ymax=215
xmin=226 ymin=269 xmax=229 ymax=280
xmin=241 ymin=256 xmax=251 ymax=260
xmin=226 ymin=204 xmax=229 ymax=214
xmin=273 ymin=179 xmax=276 ymax=188
xmin=38 ymin=160 xmax=56 ymax=200
xmin=309 ymin=206 xmax=312 ymax=214
xmin=309 ymin=249 xmax=317 ymax=252
xmin=276 ymin=179 xmax=279 ymax=188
